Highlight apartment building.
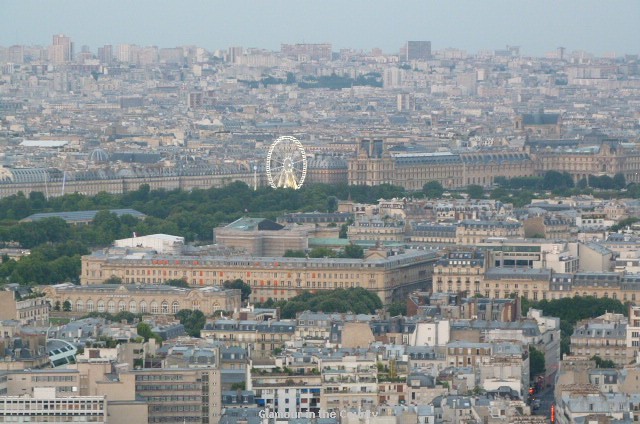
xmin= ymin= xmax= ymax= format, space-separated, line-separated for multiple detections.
xmin=433 ymin=250 xmax=486 ymax=296
xmin=456 ymin=220 xmax=524 ymax=245
xmin=347 ymin=216 xmax=407 ymax=243
xmin=319 ymin=355 xmax=378 ymax=414
xmin=627 ymin=305 xmax=640 ymax=363
xmin=0 ymin=289 xmax=49 ymax=326
xmin=250 ymin=373 xmax=322 ymax=417
xmin=570 ymin=313 xmax=629 ymax=366
xmin=201 ymin=319 xmax=296 ymax=359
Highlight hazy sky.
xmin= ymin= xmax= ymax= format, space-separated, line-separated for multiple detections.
xmin=2 ymin=0 xmax=639 ymax=56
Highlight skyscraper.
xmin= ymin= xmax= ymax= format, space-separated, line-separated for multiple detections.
xmin=98 ymin=45 xmax=113 ymax=64
xmin=50 ymin=34 xmax=73 ymax=63
xmin=405 ymin=41 xmax=431 ymax=61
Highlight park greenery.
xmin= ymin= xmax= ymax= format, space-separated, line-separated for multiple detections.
xmin=0 ymin=182 xmax=404 ymax=285
xmin=529 ymin=346 xmax=546 ymax=380
xmin=176 ymin=309 xmax=207 ymax=337
xmin=591 ymin=355 xmax=617 ymax=369
xmin=521 ymin=296 xmax=628 ymax=357
xmin=256 ymin=287 xmax=383 ymax=319
xmin=0 ymin=171 xmax=639 ymax=287
xmin=223 ymin=279 xmax=252 ymax=302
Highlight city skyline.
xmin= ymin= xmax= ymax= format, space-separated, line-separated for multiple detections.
xmin=2 ymin=0 xmax=639 ymax=56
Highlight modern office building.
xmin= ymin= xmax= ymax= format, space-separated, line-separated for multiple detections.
xmin=0 ymin=388 xmax=106 ymax=423
xmin=404 ymin=41 xmax=432 ymax=61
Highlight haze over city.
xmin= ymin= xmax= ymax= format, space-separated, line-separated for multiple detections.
xmin=2 ymin=0 xmax=639 ymax=55
xmin=3 ymin=1 xmax=640 ymax=423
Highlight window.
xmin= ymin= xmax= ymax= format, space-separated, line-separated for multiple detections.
xmin=151 ymin=302 xmax=159 ymax=314
xmin=161 ymin=301 xmax=169 ymax=314
xmin=140 ymin=301 xmax=147 ymax=313
xmin=86 ymin=300 xmax=94 ymax=312
xmin=172 ymin=302 xmax=180 ymax=314
xmin=129 ymin=301 xmax=137 ymax=313
xmin=119 ymin=301 xmax=126 ymax=312
xmin=97 ymin=301 xmax=105 ymax=312
xmin=107 ymin=301 xmax=116 ymax=313
xmin=76 ymin=300 xmax=84 ymax=312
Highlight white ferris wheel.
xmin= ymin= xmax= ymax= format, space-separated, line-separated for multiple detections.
xmin=266 ymin=136 xmax=307 ymax=189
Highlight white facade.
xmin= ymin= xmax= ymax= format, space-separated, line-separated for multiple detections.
xmin=114 ymin=234 xmax=184 ymax=254
xmin=407 ymin=320 xmax=451 ymax=346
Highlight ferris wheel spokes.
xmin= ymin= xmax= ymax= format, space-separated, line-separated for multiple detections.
xmin=266 ymin=136 xmax=307 ymax=190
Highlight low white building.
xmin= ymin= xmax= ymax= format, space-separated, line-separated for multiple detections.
xmin=114 ymin=234 xmax=184 ymax=254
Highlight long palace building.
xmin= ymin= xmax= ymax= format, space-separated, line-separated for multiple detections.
xmin=1 ymin=137 xmax=638 ymax=198
xmin=348 ymin=138 xmax=640 ymax=189
xmin=80 ymin=249 xmax=438 ymax=304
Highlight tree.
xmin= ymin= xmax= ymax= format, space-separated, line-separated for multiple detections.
xmin=529 ymin=346 xmax=546 ymax=380
xmin=387 ymin=301 xmax=407 ymax=317
xmin=466 ymin=185 xmax=484 ymax=199
xmin=613 ymin=173 xmax=626 ymax=189
xmin=166 ymin=278 xmax=190 ymax=288
xmin=591 ymin=355 xmax=617 ymax=369
xmin=62 ymin=300 xmax=71 ymax=312
xmin=53 ymin=300 xmax=61 ymax=311
xmin=257 ymin=287 xmax=383 ymax=319
xmin=308 ymin=247 xmax=336 ymax=258
xmin=103 ymin=276 xmax=123 ymax=285
xmin=176 ymin=309 xmax=206 ymax=337
xmin=326 ymin=196 xmax=339 ymax=213
xmin=542 ymin=171 xmax=573 ymax=190
xmin=343 ymin=243 xmax=364 ymax=259
xmin=423 ymin=181 xmax=444 ymax=199
xmin=610 ymin=217 xmax=640 ymax=233
xmin=577 ymin=178 xmax=588 ymax=189
xmin=284 ymin=249 xmax=306 ymax=258
xmin=136 ymin=322 xmax=154 ymax=341
xmin=223 ymin=279 xmax=251 ymax=302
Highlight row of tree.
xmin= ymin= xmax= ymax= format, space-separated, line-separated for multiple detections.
xmin=256 ymin=287 xmax=383 ymax=319
xmin=284 ymin=244 xmax=364 ymax=259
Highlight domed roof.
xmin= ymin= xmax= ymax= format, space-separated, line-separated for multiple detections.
xmin=89 ymin=149 xmax=110 ymax=163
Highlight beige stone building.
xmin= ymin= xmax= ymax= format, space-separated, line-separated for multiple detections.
xmin=480 ymin=268 xmax=552 ymax=301
xmin=80 ymin=249 xmax=438 ymax=305
xmin=433 ymin=250 xmax=486 ymax=296
xmin=0 ymin=167 xmax=260 ymax=199
xmin=455 ymin=220 xmax=524 ymax=245
xmin=0 ymin=290 xmax=49 ymax=326
xmin=570 ymin=313 xmax=628 ymax=366
xmin=523 ymin=215 xmax=573 ymax=240
xmin=348 ymin=139 xmax=535 ymax=190
xmin=347 ymin=217 xmax=407 ymax=243
xmin=41 ymin=283 xmax=241 ymax=316
xmin=530 ymin=141 xmax=640 ymax=185
xmin=201 ymin=319 xmax=296 ymax=359
xmin=214 ymin=217 xmax=308 ymax=256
